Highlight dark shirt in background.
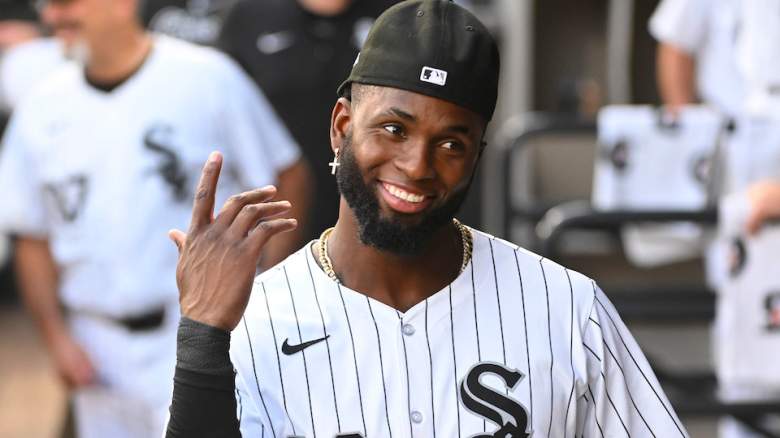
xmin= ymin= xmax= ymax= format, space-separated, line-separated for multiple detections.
xmin=142 ymin=0 xmax=236 ymax=46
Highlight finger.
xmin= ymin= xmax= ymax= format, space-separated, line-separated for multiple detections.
xmin=190 ymin=151 xmax=223 ymax=231
xmin=246 ymin=218 xmax=297 ymax=250
xmin=214 ymin=186 xmax=277 ymax=228
xmin=230 ymin=201 xmax=292 ymax=237
xmin=168 ymin=229 xmax=186 ymax=253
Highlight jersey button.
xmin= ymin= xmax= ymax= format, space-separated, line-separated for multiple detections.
xmin=402 ymin=323 xmax=416 ymax=336
xmin=410 ymin=410 xmax=424 ymax=424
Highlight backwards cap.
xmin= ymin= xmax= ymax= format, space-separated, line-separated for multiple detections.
xmin=337 ymin=0 xmax=500 ymax=121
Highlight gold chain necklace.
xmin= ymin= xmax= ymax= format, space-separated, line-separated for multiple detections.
xmin=317 ymin=219 xmax=473 ymax=284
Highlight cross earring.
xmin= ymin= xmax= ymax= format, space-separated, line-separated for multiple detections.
xmin=329 ymin=149 xmax=340 ymax=175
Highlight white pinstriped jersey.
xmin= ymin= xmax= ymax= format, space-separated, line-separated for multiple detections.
xmin=230 ymin=228 xmax=689 ymax=437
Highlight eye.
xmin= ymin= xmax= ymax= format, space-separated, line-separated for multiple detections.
xmin=440 ymin=140 xmax=462 ymax=151
xmin=383 ymin=124 xmax=403 ymax=136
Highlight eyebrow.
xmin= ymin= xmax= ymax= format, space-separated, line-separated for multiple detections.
xmin=381 ymin=107 xmax=472 ymax=135
xmin=383 ymin=107 xmax=416 ymax=121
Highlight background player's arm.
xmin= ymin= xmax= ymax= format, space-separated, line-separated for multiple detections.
xmin=745 ymin=180 xmax=780 ymax=234
xmin=14 ymin=236 xmax=94 ymax=387
xmin=656 ymin=42 xmax=696 ymax=113
xmin=258 ymin=159 xmax=312 ymax=270
xmin=579 ymin=285 xmax=689 ymax=437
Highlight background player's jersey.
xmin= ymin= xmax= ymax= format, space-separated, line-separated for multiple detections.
xmin=716 ymin=194 xmax=780 ymax=389
xmin=230 ymin=228 xmax=688 ymax=437
xmin=649 ymin=0 xmax=743 ymax=116
xmin=0 ymin=35 xmax=300 ymax=317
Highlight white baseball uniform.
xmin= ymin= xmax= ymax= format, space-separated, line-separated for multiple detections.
xmin=0 ymin=34 xmax=300 ymax=438
xmin=713 ymin=193 xmax=780 ymax=438
xmin=649 ymin=0 xmax=743 ymax=116
xmin=0 ymin=37 xmax=67 ymax=113
xmin=229 ymin=229 xmax=688 ymax=437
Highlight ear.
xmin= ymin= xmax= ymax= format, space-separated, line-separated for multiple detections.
xmin=329 ymin=97 xmax=353 ymax=154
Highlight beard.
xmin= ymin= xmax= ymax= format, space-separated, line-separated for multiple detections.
xmin=335 ymin=134 xmax=472 ymax=256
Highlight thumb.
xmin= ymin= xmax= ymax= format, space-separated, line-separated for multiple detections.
xmin=168 ymin=229 xmax=186 ymax=253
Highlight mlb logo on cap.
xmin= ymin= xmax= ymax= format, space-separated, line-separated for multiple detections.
xmin=420 ymin=66 xmax=447 ymax=86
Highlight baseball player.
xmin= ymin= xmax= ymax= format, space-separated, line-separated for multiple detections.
xmin=649 ymin=0 xmax=743 ymax=117
xmin=0 ymin=0 xmax=309 ymax=436
xmin=166 ymin=1 xmax=689 ymax=437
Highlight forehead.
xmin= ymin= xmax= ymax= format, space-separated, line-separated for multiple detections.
xmin=354 ymin=86 xmax=486 ymax=135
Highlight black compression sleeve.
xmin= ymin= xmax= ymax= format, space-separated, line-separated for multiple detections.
xmin=165 ymin=317 xmax=242 ymax=438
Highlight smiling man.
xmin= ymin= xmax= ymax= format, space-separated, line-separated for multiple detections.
xmin=165 ymin=1 xmax=689 ymax=437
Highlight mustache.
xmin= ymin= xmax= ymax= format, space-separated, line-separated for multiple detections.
xmin=48 ymin=21 xmax=81 ymax=33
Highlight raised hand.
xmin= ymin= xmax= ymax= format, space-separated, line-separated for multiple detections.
xmin=168 ymin=152 xmax=297 ymax=331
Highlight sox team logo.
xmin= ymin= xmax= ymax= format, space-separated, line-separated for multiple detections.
xmin=143 ymin=123 xmax=189 ymax=202
xmin=459 ymin=362 xmax=532 ymax=438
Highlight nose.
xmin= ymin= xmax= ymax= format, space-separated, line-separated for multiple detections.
xmin=394 ymin=139 xmax=435 ymax=181
xmin=38 ymin=3 xmax=59 ymax=28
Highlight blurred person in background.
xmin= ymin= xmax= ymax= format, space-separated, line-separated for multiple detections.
xmin=217 ymin=0 xmax=399 ymax=241
xmin=141 ymin=0 xmax=235 ymax=46
xmin=0 ymin=0 xmax=310 ymax=436
xmin=649 ymin=0 xmax=743 ymax=118
xmin=652 ymin=2 xmax=780 ymax=437
xmin=0 ymin=0 xmax=40 ymax=51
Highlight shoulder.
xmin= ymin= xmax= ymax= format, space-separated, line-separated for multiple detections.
xmin=469 ymin=227 xmax=598 ymax=323
xmin=154 ymin=34 xmax=243 ymax=77
xmin=11 ymin=62 xmax=81 ymax=125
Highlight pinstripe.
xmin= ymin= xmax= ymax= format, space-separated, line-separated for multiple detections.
xmin=448 ymin=286 xmax=462 ymax=437
xmin=488 ymin=239 xmax=507 ymax=366
xmin=583 ymin=343 xmax=602 ymax=362
xmin=283 ymin=266 xmax=317 ymax=437
xmin=304 ymin=254 xmax=341 ymax=431
xmin=366 ymin=298 xmax=393 ymax=438
xmin=602 ymin=339 xmax=656 ymax=436
xmin=594 ymin=291 xmax=686 ymax=437
xmin=587 ymin=386 xmax=606 ymax=438
xmin=563 ymin=270 xmax=577 ymax=438
xmin=513 ymin=249 xmax=533 ymax=418
xmin=261 ymin=282 xmax=293 ymax=435
xmin=242 ymin=316 xmax=277 ymax=436
xmin=336 ymin=284 xmax=367 ymax=435
xmin=539 ymin=259 xmax=555 ymax=437
xmin=600 ymin=371 xmax=631 ymax=436
xmin=396 ymin=311 xmax=414 ymax=438
xmin=425 ymin=299 xmax=437 ymax=437
xmin=470 ymin=262 xmax=486 ymax=432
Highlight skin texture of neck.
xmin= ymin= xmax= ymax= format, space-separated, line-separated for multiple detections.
xmin=85 ymin=26 xmax=151 ymax=84
xmin=322 ymin=198 xmax=464 ymax=313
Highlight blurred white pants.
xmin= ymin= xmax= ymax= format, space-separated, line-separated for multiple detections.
xmin=68 ymin=302 xmax=178 ymax=438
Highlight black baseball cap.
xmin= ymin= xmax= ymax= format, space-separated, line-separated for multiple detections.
xmin=337 ymin=0 xmax=500 ymax=121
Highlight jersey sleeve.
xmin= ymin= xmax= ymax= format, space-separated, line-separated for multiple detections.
xmin=0 ymin=110 xmax=49 ymax=237
xmin=579 ymin=284 xmax=689 ymax=437
xmin=216 ymin=55 xmax=301 ymax=189
xmin=648 ymin=0 xmax=709 ymax=53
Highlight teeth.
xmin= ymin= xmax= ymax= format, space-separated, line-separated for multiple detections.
xmin=385 ymin=183 xmax=425 ymax=203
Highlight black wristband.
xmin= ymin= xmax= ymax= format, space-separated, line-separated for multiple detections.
xmin=176 ymin=316 xmax=233 ymax=376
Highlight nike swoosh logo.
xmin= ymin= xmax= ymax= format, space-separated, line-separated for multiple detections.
xmin=281 ymin=335 xmax=330 ymax=355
